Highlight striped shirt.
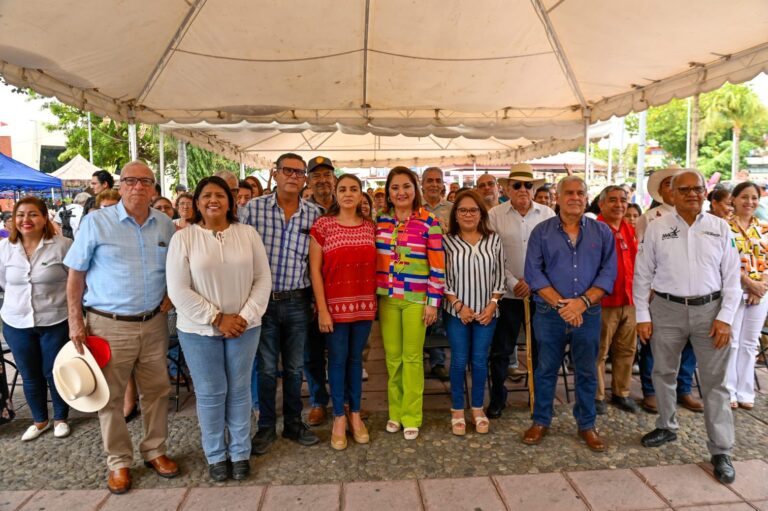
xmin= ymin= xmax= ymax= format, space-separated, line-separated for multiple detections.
xmin=375 ymin=207 xmax=445 ymax=307
xmin=240 ymin=194 xmax=322 ymax=291
xmin=442 ymin=233 xmax=506 ymax=318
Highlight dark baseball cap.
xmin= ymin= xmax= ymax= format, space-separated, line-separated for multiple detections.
xmin=307 ymin=156 xmax=335 ymax=174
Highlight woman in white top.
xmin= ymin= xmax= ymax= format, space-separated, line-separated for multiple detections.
xmin=0 ymin=197 xmax=73 ymax=441
xmin=442 ymin=190 xmax=505 ymax=436
xmin=167 ymin=176 xmax=271 ymax=482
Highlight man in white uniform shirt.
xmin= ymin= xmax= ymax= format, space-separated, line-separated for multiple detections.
xmin=486 ymin=164 xmax=554 ymax=418
xmin=634 ymin=170 xmax=741 ymax=484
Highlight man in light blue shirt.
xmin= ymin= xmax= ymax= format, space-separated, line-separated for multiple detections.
xmin=65 ymin=161 xmax=178 ymax=495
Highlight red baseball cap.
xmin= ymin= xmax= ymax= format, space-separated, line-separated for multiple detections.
xmin=85 ymin=336 xmax=111 ymax=368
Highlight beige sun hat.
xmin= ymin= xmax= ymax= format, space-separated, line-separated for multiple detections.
xmin=53 ymin=341 xmax=110 ymax=413
xmin=498 ymin=163 xmax=546 ymax=189
xmin=647 ymin=167 xmax=684 ymax=205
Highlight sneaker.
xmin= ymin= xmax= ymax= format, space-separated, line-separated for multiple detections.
xmin=251 ymin=427 xmax=277 ymax=456
xmin=21 ymin=422 xmax=51 ymax=442
xmin=282 ymin=421 xmax=320 ymax=446
xmin=53 ymin=422 xmax=71 ymax=438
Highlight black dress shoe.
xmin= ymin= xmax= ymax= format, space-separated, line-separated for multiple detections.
xmin=641 ymin=428 xmax=677 ymax=448
xmin=611 ymin=396 xmax=639 ymax=413
xmin=595 ymin=399 xmax=607 ymax=415
xmin=231 ymin=460 xmax=250 ymax=481
xmin=208 ymin=461 xmax=229 ymax=482
xmin=711 ymin=454 xmax=736 ymax=484
xmin=282 ymin=421 xmax=320 ymax=446
xmin=485 ymin=400 xmax=506 ymax=419
xmin=251 ymin=427 xmax=277 ymax=456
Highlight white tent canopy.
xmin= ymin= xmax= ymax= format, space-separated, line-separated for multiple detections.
xmin=50 ymin=154 xmax=102 ymax=181
xmin=1 ymin=0 xmax=766 ymax=163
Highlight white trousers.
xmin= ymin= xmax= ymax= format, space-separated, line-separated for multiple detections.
xmin=726 ymin=298 xmax=768 ymax=404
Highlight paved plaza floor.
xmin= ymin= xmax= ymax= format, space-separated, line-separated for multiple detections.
xmin=2 ymin=323 xmax=767 ymax=510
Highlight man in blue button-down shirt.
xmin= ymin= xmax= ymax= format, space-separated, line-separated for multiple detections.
xmin=64 ymin=161 xmax=178 ymax=494
xmin=522 ymin=176 xmax=617 ymax=452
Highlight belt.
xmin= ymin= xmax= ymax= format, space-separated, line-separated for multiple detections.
xmin=271 ymin=288 xmax=310 ymax=301
xmin=85 ymin=306 xmax=162 ymax=322
xmin=654 ymin=291 xmax=721 ymax=306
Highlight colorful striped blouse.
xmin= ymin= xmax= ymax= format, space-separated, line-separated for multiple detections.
xmin=375 ymin=207 xmax=445 ymax=307
xmin=728 ymin=217 xmax=768 ymax=281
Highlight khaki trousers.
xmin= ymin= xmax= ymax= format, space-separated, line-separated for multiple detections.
xmin=596 ymin=305 xmax=636 ymax=400
xmin=87 ymin=312 xmax=170 ymax=470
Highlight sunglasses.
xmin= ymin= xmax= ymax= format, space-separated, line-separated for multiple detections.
xmin=511 ymin=182 xmax=534 ymax=190
xmin=279 ymin=167 xmax=307 ymax=178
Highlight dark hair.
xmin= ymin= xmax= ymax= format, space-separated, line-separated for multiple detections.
xmin=731 ymin=181 xmax=761 ymax=201
xmin=239 ymin=180 xmax=254 ymax=193
xmin=361 ymin=192 xmax=374 ymax=219
xmin=448 ymin=190 xmax=492 ymax=237
xmin=245 ymin=176 xmax=264 ymax=197
xmin=534 ymin=186 xmax=550 ymax=196
xmin=154 ymin=183 xmax=162 ymax=195
xmin=176 ymin=192 xmax=194 ymax=204
xmin=325 ymin=174 xmax=370 ymax=221
xmin=151 ymin=196 xmax=173 ymax=208
xmin=92 ymin=169 xmax=114 ymax=189
xmin=191 ymin=176 xmax=238 ymax=225
xmin=708 ymin=187 xmax=731 ymax=204
xmin=9 ymin=197 xmax=56 ymax=243
xmin=626 ymin=203 xmax=643 ymax=216
xmin=385 ymin=167 xmax=422 ymax=213
xmin=275 ymin=153 xmax=305 ymax=169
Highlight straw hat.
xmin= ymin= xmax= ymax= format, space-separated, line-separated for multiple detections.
xmin=498 ymin=163 xmax=546 ymax=188
xmin=647 ymin=168 xmax=684 ymax=205
xmin=53 ymin=341 xmax=110 ymax=413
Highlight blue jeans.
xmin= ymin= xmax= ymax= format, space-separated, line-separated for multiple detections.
xmin=305 ymin=319 xmax=330 ymax=407
xmin=257 ymin=296 xmax=311 ymax=428
xmin=639 ymin=339 xmax=696 ymax=397
xmin=3 ymin=320 xmax=70 ymax=423
xmin=532 ymin=303 xmax=601 ymax=431
xmin=326 ymin=320 xmax=372 ymax=417
xmin=178 ymin=327 xmax=260 ymax=463
xmin=445 ymin=314 xmax=496 ymax=409
xmin=250 ymin=356 xmax=259 ymax=411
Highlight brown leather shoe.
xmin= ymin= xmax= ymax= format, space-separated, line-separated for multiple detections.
xmin=144 ymin=455 xmax=179 ymax=478
xmin=522 ymin=424 xmax=548 ymax=445
xmin=107 ymin=468 xmax=131 ymax=494
xmin=677 ymin=394 xmax=704 ymax=413
xmin=578 ymin=429 xmax=606 ymax=452
xmin=641 ymin=395 xmax=658 ymax=414
xmin=307 ymin=406 xmax=328 ymax=426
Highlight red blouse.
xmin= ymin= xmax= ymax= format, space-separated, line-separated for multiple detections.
xmin=310 ymin=216 xmax=377 ymax=322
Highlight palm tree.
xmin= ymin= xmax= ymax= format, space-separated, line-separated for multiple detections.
xmin=701 ymin=84 xmax=767 ymax=176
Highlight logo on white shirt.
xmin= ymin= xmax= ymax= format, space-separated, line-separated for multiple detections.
xmin=661 ymin=226 xmax=680 ymax=241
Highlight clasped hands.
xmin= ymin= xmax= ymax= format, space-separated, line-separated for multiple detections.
xmin=454 ymin=302 xmax=496 ymax=326
xmin=215 ymin=313 xmax=248 ymax=338
xmin=555 ymin=298 xmax=586 ymax=327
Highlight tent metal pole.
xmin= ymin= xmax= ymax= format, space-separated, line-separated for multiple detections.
xmin=583 ymin=113 xmax=590 ymax=182
xmin=685 ymin=97 xmax=692 ymax=168
xmin=606 ymin=118 xmax=614 ymax=184
xmin=128 ymin=123 xmax=138 ymax=161
xmin=637 ymin=110 xmax=648 ymax=204
xmin=159 ymin=130 xmax=166 ymax=196
xmin=178 ymin=140 xmax=188 ymax=188
xmin=240 ymin=157 xmax=245 ymax=179
xmin=87 ymin=112 xmax=94 ymax=164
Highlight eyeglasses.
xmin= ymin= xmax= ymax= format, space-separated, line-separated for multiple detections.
xmin=279 ymin=167 xmax=307 ymax=178
xmin=457 ymin=207 xmax=481 ymax=216
xmin=511 ymin=182 xmax=534 ymax=190
xmin=676 ymin=186 xmax=706 ymax=196
xmin=122 ymin=177 xmax=155 ymax=188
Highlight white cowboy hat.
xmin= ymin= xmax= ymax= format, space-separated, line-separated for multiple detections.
xmin=498 ymin=163 xmax=546 ymax=189
xmin=53 ymin=341 xmax=110 ymax=413
xmin=647 ymin=167 xmax=684 ymax=205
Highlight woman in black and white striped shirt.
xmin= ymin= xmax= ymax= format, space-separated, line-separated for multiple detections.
xmin=443 ymin=190 xmax=505 ymax=436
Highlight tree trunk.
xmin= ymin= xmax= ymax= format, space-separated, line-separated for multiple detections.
xmin=690 ymin=94 xmax=700 ymax=168
xmin=731 ymin=123 xmax=741 ymax=178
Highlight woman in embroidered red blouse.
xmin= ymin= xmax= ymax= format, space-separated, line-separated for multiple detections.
xmin=309 ymin=174 xmax=377 ymax=450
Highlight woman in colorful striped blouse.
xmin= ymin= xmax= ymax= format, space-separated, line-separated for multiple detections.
xmin=726 ymin=181 xmax=768 ymax=410
xmin=442 ymin=190 xmax=505 ymax=435
xmin=376 ymin=167 xmax=445 ymax=440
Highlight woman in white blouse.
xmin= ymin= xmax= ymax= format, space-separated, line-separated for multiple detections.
xmin=0 ymin=197 xmax=73 ymax=441
xmin=442 ymin=190 xmax=505 ymax=436
xmin=166 ymin=176 xmax=271 ymax=482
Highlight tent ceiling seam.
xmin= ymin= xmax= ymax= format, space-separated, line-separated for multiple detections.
xmin=362 ymin=0 xmax=371 ymax=116
xmin=530 ymin=0 xmax=586 ymax=108
xmin=137 ymin=0 xmax=207 ymax=103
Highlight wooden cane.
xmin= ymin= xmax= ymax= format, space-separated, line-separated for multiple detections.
xmin=524 ymin=296 xmax=534 ymax=415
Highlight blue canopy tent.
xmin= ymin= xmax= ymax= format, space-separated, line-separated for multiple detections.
xmin=0 ymin=153 xmax=62 ymax=197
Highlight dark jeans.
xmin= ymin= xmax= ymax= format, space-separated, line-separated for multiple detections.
xmin=304 ymin=319 xmax=329 ymax=407
xmin=326 ymin=320 xmax=372 ymax=417
xmin=445 ymin=313 xmax=497 ymax=409
xmin=639 ymin=339 xmax=696 ymax=397
xmin=488 ymin=298 xmax=537 ymax=405
xmin=3 ymin=320 xmax=70 ymax=423
xmin=426 ymin=310 xmax=447 ymax=368
xmin=532 ymin=303 xmax=601 ymax=431
xmin=257 ymin=296 xmax=311 ymax=429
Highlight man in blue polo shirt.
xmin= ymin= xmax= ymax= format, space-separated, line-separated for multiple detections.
xmin=65 ymin=161 xmax=177 ymax=495
xmin=522 ymin=176 xmax=617 ymax=452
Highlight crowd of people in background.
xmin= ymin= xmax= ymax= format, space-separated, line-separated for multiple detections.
xmin=2 ymin=156 xmax=766 ymax=493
